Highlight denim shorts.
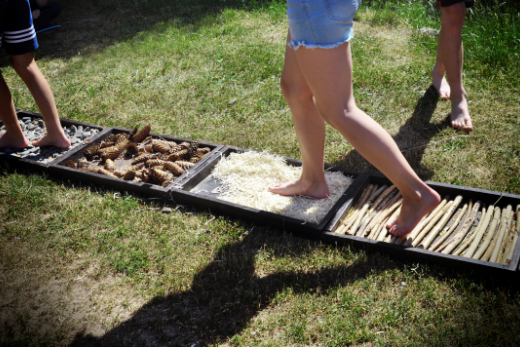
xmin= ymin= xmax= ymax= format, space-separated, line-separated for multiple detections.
xmin=287 ymin=0 xmax=361 ymax=50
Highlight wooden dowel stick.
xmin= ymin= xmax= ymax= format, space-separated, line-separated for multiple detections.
xmin=412 ymin=198 xmax=451 ymax=247
xmin=499 ymin=206 xmax=520 ymax=264
xmin=421 ymin=196 xmax=463 ymax=249
xmin=495 ymin=207 xmax=515 ymax=264
xmin=429 ymin=203 xmax=468 ymax=252
xmin=366 ymin=192 xmax=402 ymax=238
xmin=372 ymin=214 xmax=392 ymax=241
xmin=435 ymin=200 xmax=473 ymax=253
xmin=453 ymin=206 xmax=486 ymax=257
xmin=473 ymin=206 xmax=501 ymax=260
xmin=499 ymin=214 xmax=517 ymax=265
xmin=342 ymin=185 xmax=375 ymax=234
xmin=404 ymin=198 xmax=448 ymax=247
xmin=357 ymin=186 xmax=395 ymax=237
xmin=505 ymin=234 xmax=519 ymax=265
xmin=338 ymin=185 xmax=374 ymax=232
xmin=353 ymin=185 xmax=384 ymax=236
xmin=490 ymin=205 xmax=513 ymax=263
xmin=377 ymin=207 xmax=401 ymax=242
xmin=441 ymin=201 xmax=481 ymax=255
xmin=481 ymin=209 xmax=508 ymax=262
xmin=465 ymin=204 xmax=494 ymax=258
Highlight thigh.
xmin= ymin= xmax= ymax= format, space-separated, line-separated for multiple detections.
xmin=292 ymin=42 xmax=356 ymax=118
xmin=282 ymin=31 xmax=313 ymax=97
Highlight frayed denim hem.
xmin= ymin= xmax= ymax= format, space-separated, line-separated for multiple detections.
xmin=287 ymin=36 xmax=353 ymax=50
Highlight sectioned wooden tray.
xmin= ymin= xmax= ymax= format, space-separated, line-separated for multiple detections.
xmin=170 ymin=146 xmax=364 ymax=234
xmin=321 ymin=173 xmax=520 ymax=276
xmin=49 ymin=127 xmax=223 ymax=199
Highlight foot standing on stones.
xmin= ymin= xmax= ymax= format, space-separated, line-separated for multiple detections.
xmin=431 ymin=0 xmax=474 ymax=131
xmin=269 ymin=0 xmax=440 ymax=236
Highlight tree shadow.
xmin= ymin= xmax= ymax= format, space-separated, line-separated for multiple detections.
xmin=0 ymin=0 xmax=276 ymax=67
xmin=334 ymin=85 xmax=449 ymax=180
xmin=70 ymin=231 xmax=376 ymax=346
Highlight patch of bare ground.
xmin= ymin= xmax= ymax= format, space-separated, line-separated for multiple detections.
xmin=0 ymin=249 xmax=146 ymax=344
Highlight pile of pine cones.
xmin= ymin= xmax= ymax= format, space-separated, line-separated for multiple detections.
xmin=65 ymin=124 xmax=211 ymax=187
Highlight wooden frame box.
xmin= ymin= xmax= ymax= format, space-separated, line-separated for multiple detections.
xmin=170 ymin=146 xmax=364 ymax=235
xmin=322 ymin=173 xmax=520 ymax=275
xmin=50 ymin=127 xmax=223 ymax=199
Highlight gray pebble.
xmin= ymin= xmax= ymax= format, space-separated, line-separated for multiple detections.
xmin=161 ymin=207 xmax=172 ymax=214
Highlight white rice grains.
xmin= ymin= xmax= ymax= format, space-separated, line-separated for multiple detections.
xmin=212 ymin=151 xmax=353 ymax=224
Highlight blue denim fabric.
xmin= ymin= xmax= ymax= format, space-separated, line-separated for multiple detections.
xmin=287 ymin=0 xmax=360 ymax=50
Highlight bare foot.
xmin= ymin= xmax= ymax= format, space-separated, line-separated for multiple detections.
xmin=0 ymin=131 xmax=29 ymax=148
xmin=387 ymin=186 xmax=440 ymax=236
xmin=269 ymin=178 xmax=330 ymax=199
xmin=32 ymin=133 xmax=71 ymax=148
xmin=450 ymin=95 xmax=472 ymax=131
xmin=432 ymin=74 xmax=450 ymax=99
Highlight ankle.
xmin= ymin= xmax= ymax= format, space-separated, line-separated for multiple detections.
xmin=431 ymin=65 xmax=445 ymax=78
xmin=402 ymin=183 xmax=437 ymax=204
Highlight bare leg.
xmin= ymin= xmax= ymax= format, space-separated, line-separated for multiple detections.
xmin=283 ymin=41 xmax=440 ymax=236
xmin=10 ymin=53 xmax=70 ymax=148
xmin=433 ymin=3 xmax=472 ymax=130
xmin=0 ymin=73 xmax=29 ymax=148
xmin=431 ymin=48 xmax=451 ymax=99
xmin=269 ymin=32 xmax=329 ymax=199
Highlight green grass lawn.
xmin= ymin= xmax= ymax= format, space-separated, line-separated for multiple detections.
xmin=1 ymin=0 xmax=519 ymax=346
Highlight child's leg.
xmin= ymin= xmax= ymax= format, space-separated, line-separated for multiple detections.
xmin=0 ymin=72 xmax=30 ymax=148
xmin=431 ymin=41 xmax=450 ymax=100
xmin=269 ymin=31 xmax=329 ymax=199
xmin=291 ymin=42 xmax=440 ymax=236
xmin=437 ymin=3 xmax=472 ymax=130
xmin=9 ymin=52 xmax=70 ymax=148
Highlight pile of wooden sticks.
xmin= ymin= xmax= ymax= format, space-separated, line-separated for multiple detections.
xmin=335 ymin=184 xmax=520 ymax=265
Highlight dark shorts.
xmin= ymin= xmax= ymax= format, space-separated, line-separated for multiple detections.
xmin=0 ymin=0 xmax=38 ymax=55
xmin=437 ymin=0 xmax=475 ymax=8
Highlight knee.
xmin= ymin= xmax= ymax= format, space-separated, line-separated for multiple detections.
xmin=10 ymin=53 xmax=37 ymax=78
xmin=280 ymin=74 xmax=313 ymax=104
xmin=317 ymin=104 xmax=358 ymax=129
xmin=441 ymin=3 xmax=466 ymax=31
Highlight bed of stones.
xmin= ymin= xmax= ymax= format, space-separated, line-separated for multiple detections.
xmin=0 ymin=116 xmax=100 ymax=163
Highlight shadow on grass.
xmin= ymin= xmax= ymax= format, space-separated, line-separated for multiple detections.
xmin=335 ymin=85 xmax=449 ymax=180
xmin=69 ymin=230 xmax=375 ymax=346
xmin=67 ymin=218 xmax=520 ymax=346
xmin=0 ymin=0 xmax=279 ymax=67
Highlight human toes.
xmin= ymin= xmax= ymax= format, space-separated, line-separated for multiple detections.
xmin=388 ymin=224 xmax=410 ymax=237
xmin=386 ymin=219 xmax=398 ymax=232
